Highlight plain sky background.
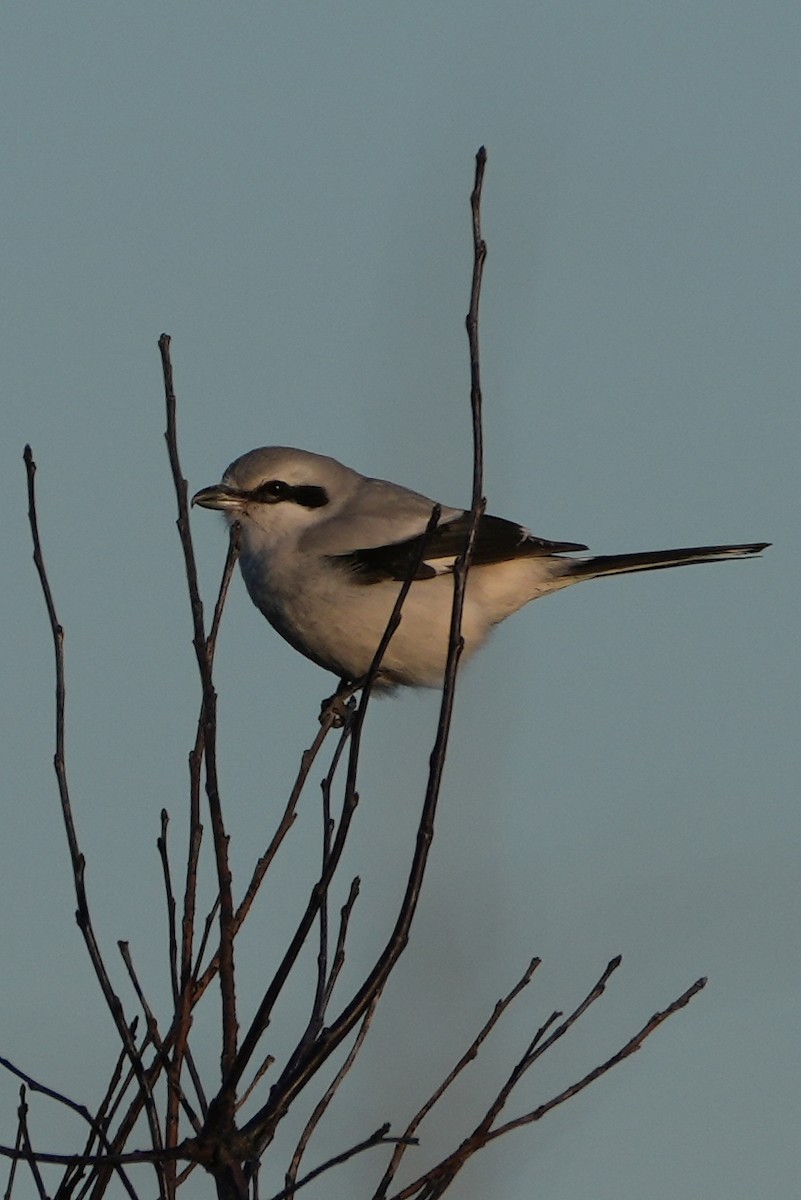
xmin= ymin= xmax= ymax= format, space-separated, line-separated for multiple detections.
xmin=1 ymin=4 xmax=798 ymax=1198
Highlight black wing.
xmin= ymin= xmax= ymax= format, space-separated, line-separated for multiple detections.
xmin=332 ymin=511 xmax=587 ymax=583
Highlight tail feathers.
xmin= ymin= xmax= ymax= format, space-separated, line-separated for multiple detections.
xmin=566 ymin=542 xmax=770 ymax=582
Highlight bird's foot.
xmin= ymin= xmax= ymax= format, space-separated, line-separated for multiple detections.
xmin=319 ymin=681 xmax=359 ymax=728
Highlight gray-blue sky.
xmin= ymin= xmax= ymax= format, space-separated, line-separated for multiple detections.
xmin=1 ymin=4 xmax=797 ymax=1197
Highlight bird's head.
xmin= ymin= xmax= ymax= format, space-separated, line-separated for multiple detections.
xmin=192 ymin=446 xmax=362 ymax=549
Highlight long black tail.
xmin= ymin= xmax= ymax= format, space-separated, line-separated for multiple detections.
xmin=566 ymin=542 xmax=770 ymax=581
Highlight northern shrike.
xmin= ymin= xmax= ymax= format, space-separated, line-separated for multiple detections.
xmin=192 ymin=447 xmax=768 ymax=690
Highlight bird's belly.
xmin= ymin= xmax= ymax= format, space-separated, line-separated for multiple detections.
xmin=243 ymin=556 xmax=560 ymax=688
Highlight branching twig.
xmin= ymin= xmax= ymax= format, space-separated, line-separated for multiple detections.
xmin=15 ymin=1088 xmax=47 ymax=1200
xmin=192 ymin=704 xmax=341 ymax=1003
xmin=487 ymin=974 xmax=708 ymax=1143
xmin=117 ymin=943 xmax=201 ymax=1137
xmin=323 ymin=876 xmax=361 ymax=1009
xmin=167 ymin=526 xmax=239 ymax=1167
xmin=237 ymin=146 xmax=490 ymax=1158
xmin=11 ymin=151 xmax=709 ymax=1200
xmin=373 ymin=955 xmax=541 ymax=1199
xmin=288 ymin=727 xmax=355 ymax=1080
xmin=68 ymin=1025 xmax=140 ymax=1200
xmin=268 ymin=1124 xmax=414 ymax=1200
xmin=160 ymin=333 xmax=238 ymax=1090
xmin=393 ymin=963 xmax=706 ymax=1200
xmin=285 ymin=998 xmax=380 ymax=1195
xmin=0 ymin=1059 xmax=138 ymax=1200
xmin=24 ymin=445 xmax=165 ymax=1182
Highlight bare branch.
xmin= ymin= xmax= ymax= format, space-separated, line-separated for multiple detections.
xmin=394 ymin=963 xmax=707 ymax=1200
xmin=15 ymin=1088 xmax=47 ymax=1200
xmin=2 ymin=1094 xmax=24 ymax=1200
xmin=236 ymin=147 xmax=491 ymax=1158
xmin=0 ymin=1059 xmax=138 ymax=1200
xmin=191 ymin=894 xmax=221 ymax=986
xmin=323 ymin=876 xmax=361 ymax=1009
xmin=192 ymin=704 xmax=341 ymax=1003
xmin=159 ymin=334 xmax=238 ymax=1086
xmin=117 ymin=943 xmax=202 ymax=1137
xmin=236 ymin=1056 xmax=276 ymax=1115
xmin=373 ymin=956 xmax=541 ymax=1199
xmin=158 ymin=809 xmax=180 ymax=1006
xmin=288 ymin=728 xmax=354 ymax=1077
xmin=466 ymin=145 xmax=487 ymax=513
xmin=475 ymin=955 xmax=623 ymax=1139
xmin=487 ymin=975 xmax=708 ymax=1142
xmin=285 ymin=998 xmax=380 ymax=1194
xmin=68 ymin=1025 xmax=142 ymax=1200
xmin=24 ymin=445 xmax=165 ymax=1167
xmin=0 ymin=1144 xmax=188 ymax=1169
xmin=208 ymin=523 xmax=241 ymax=657
xmin=268 ymin=1124 xmax=414 ymax=1200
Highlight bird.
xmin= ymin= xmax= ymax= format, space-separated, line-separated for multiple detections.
xmin=192 ymin=447 xmax=768 ymax=691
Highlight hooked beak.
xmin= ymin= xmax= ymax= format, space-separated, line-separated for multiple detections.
xmin=191 ymin=484 xmax=244 ymax=512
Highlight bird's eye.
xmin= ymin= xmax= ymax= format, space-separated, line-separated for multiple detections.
xmin=254 ymin=479 xmax=289 ymax=502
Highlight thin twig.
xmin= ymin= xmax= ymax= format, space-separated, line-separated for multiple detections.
xmin=208 ymin=523 xmax=241 ymax=655
xmin=2 ymin=1099 xmax=23 ymax=1200
xmin=173 ymin=1159 xmax=202 ymax=1188
xmin=287 ymin=729 xmax=354 ymax=1079
xmin=160 ymin=333 xmax=238 ymax=1085
xmin=323 ymin=876 xmax=361 ymax=1009
xmin=117 ymin=943 xmax=202 ymax=1136
xmin=313 ymin=747 xmax=337 ymax=1030
xmin=163 ymin=524 xmax=239 ymax=1161
xmin=0 ymin=1058 xmax=138 ymax=1200
xmin=192 ymin=703 xmax=341 ymax=1002
xmin=191 ymin=894 xmax=221 ymax=985
xmin=68 ymin=1024 xmax=139 ymax=1200
xmin=236 ymin=1055 xmax=276 ymax=1114
xmin=168 ymin=526 xmax=239 ymax=1163
xmin=267 ymin=1124 xmax=414 ymax=1200
xmin=285 ymin=998 xmax=380 ymax=1194
xmin=15 ymin=1088 xmax=47 ymax=1200
xmin=466 ymin=146 xmax=487 ymax=514
xmin=487 ymin=975 xmax=708 ymax=1142
xmin=236 ymin=147 xmax=490 ymax=1157
xmin=394 ymin=963 xmax=706 ymax=1200
xmin=0 ymin=1145 xmax=189 ymax=1168
xmin=158 ymin=809 xmax=180 ymax=1005
xmin=24 ymin=445 xmax=165 ymax=1178
xmin=373 ymin=955 xmax=540 ymax=1199
xmin=476 ymin=955 xmax=623 ymax=1139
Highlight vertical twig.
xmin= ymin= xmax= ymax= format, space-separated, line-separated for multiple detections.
xmin=159 ymin=334 xmax=238 ymax=1087
xmin=169 ymin=525 xmax=239 ymax=1161
xmin=15 ymin=1087 xmax=47 ymax=1200
xmin=158 ymin=809 xmax=180 ymax=1006
xmin=284 ymin=999 xmax=381 ymax=1195
xmin=237 ymin=146 xmax=491 ymax=1156
xmin=23 ymin=446 xmax=166 ymax=1186
xmin=372 ymin=956 xmax=540 ymax=1199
